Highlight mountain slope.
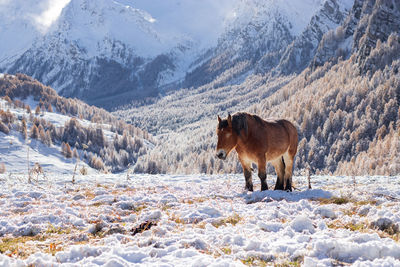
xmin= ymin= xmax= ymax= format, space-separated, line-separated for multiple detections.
xmin=0 ymin=73 xmax=153 ymax=173
xmin=114 ymin=0 xmax=400 ymax=176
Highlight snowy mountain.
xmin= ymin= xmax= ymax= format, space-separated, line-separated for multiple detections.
xmin=183 ymin=0 xmax=352 ymax=88
xmin=0 ymin=0 xmax=354 ymax=109
xmin=0 ymin=0 xmax=237 ymax=108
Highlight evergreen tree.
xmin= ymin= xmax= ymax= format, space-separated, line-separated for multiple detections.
xmin=30 ymin=124 xmax=39 ymax=139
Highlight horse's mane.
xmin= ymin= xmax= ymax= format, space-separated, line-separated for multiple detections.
xmin=232 ymin=112 xmax=266 ymax=138
xmin=232 ymin=112 xmax=249 ymax=137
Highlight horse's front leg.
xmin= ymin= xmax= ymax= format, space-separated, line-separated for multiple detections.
xmin=239 ymin=157 xmax=253 ymax=191
xmin=244 ymin=168 xmax=253 ymax=192
xmin=257 ymin=159 xmax=268 ymax=191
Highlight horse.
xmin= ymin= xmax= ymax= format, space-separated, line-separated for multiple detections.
xmin=216 ymin=112 xmax=298 ymax=191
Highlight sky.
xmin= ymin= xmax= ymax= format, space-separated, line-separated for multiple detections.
xmin=0 ymin=0 xmax=70 ymax=33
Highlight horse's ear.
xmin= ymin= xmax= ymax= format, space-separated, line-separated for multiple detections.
xmin=217 ymin=115 xmax=221 ymax=123
xmin=227 ymin=113 xmax=232 ymax=127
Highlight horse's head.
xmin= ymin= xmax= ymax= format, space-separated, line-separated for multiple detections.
xmin=216 ymin=114 xmax=237 ymax=160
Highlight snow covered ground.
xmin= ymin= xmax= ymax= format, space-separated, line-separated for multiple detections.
xmin=0 ymin=173 xmax=399 ymax=266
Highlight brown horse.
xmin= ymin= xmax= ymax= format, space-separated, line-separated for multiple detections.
xmin=216 ymin=112 xmax=298 ymax=191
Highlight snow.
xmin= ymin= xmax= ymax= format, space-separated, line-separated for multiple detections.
xmin=228 ymin=0 xmax=325 ymax=37
xmin=0 ymin=98 xmax=99 ymax=174
xmin=36 ymin=0 xmax=240 ymax=61
xmin=290 ymin=215 xmax=316 ymax=233
xmin=0 ymin=96 xmax=155 ymax=176
xmin=0 ymin=173 xmax=399 ymax=266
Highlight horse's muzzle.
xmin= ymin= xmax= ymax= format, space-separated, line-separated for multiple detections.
xmin=216 ymin=150 xmax=226 ymax=160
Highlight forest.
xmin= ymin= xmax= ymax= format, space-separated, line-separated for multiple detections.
xmin=125 ymin=34 xmax=400 ymax=176
xmin=0 ymin=74 xmax=153 ymax=172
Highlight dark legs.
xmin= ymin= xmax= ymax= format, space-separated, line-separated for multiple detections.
xmin=283 ymin=153 xmax=294 ymax=192
xmin=240 ymin=154 xmax=293 ymax=192
xmin=272 ymin=157 xmax=285 ymax=190
xmin=257 ymin=159 xmax=268 ymax=191
xmin=244 ymin=168 xmax=253 ymax=191
xmin=239 ymin=157 xmax=253 ymax=191
xmin=240 ymin=157 xmax=268 ymax=192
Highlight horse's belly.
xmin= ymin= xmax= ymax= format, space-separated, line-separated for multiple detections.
xmin=240 ymin=153 xmax=258 ymax=166
xmin=265 ymin=147 xmax=288 ymax=162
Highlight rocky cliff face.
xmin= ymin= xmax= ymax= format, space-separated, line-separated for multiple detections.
xmin=276 ymin=0 xmax=352 ymax=74
xmin=311 ymin=0 xmax=400 ymax=73
xmin=7 ymin=37 xmax=177 ymax=108
xmin=184 ymin=0 xmax=352 ymax=90
xmin=354 ymin=0 xmax=400 ymax=74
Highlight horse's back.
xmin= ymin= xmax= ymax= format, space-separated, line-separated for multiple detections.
xmin=250 ymin=115 xmax=298 ymax=157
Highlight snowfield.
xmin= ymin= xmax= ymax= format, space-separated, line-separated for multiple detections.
xmin=0 ymin=173 xmax=400 ymax=266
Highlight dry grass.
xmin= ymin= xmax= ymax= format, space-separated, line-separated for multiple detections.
xmin=212 ymin=213 xmax=242 ymax=228
xmin=319 ymin=196 xmax=378 ymax=207
xmin=46 ymin=224 xmax=72 ymax=235
xmin=327 ymin=219 xmax=400 ymax=241
xmin=318 ymin=196 xmax=351 ymax=205
xmin=134 ymin=204 xmax=147 ymax=213
xmin=327 ymin=220 xmax=369 ymax=232
xmin=0 ymin=235 xmax=47 ymax=258
xmin=220 ymin=246 xmax=232 ymax=255
xmin=194 ymin=221 xmax=207 ymax=229
xmin=181 ymin=197 xmax=208 ymax=204
xmin=240 ymin=256 xmax=273 ymax=266
xmin=0 ymin=163 xmax=6 ymax=174
xmin=83 ymin=190 xmax=96 ymax=200
xmin=170 ymin=213 xmax=185 ymax=225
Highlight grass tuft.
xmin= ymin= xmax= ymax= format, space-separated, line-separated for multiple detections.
xmin=0 ymin=235 xmax=47 ymax=258
xmin=212 ymin=213 xmax=242 ymax=228
xmin=318 ymin=196 xmax=350 ymax=205
xmin=327 ymin=220 xmax=369 ymax=232
xmin=46 ymin=224 xmax=71 ymax=235
xmin=220 ymin=246 xmax=232 ymax=255
xmin=240 ymin=256 xmax=272 ymax=266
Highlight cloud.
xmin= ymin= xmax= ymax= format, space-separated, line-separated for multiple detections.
xmin=32 ymin=0 xmax=71 ymax=33
xmin=0 ymin=0 xmax=70 ymax=34
xmin=0 ymin=0 xmax=11 ymax=6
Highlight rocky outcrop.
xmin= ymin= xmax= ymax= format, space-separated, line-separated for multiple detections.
xmin=311 ymin=0 xmax=400 ymax=74
xmin=355 ymin=0 xmax=400 ymax=74
xmin=277 ymin=0 xmax=351 ymax=74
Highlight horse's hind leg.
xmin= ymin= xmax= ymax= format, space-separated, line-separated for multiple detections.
xmin=283 ymin=152 xmax=294 ymax=191
xmin=257 ymin=157 xmax=268 ymax=191
xmin=271 ymin=158 xmax=285 ymax=190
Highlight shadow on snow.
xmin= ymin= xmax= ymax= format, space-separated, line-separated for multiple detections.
xmin=241 ymin=189 xmax=332 ymax=204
